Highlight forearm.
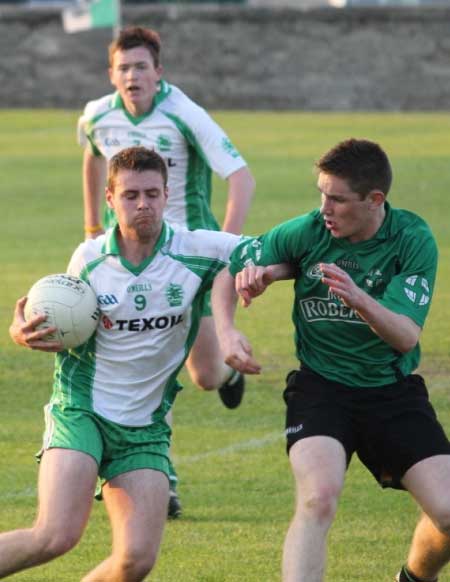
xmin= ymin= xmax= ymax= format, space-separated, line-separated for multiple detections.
xmin=321 ymin=262 xmax=421 ymax=353
xmin=355 ymin=294 xmax=421 ymax=353
xmin=221 ymin=167 xmax=255 ymax=234
xmin=265 ymin=263 xmax=296 ymax=282
xmin=211 ymin=268 xmax=239 ymax=338
xmin=234 ymin=263 xmax=295 ymax=307
xmin=212 ymin=268 xmax=261 ymax=374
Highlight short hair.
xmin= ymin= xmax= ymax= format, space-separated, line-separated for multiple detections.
xmin=315 ymin=138 xmax=392 ymax=198
xmin=107 ymin=147 xmax=168 ymax=191
xmin=109 ymin=26 xmax=161 ymax=67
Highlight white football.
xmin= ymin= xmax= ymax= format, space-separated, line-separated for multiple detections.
xmin=24 ymin=274 xmax=100 ymax=349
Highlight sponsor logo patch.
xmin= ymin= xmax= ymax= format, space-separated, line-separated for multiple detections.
xmin=299 ymin=290 xmax=364 ymax=324
xmin=102 ymin=314 xmax=183 ymax=332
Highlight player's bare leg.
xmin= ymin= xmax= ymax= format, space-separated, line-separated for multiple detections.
xmin=82 ymin=468 xmax=169 ymax=582
xmin=171 ymin=314 xmax=246 ymax=519
xmin=186 ymin=315 xmax=245 ymax=409
xmin=282 ymin=437 xmax=346 ymax=582
xmin=186 ymin=315 xmax=232 ymax=389
xmin=0 ymin=448 xmax=97 ymax=577
xmin=397 ymin=456 xmax=450 ymax=581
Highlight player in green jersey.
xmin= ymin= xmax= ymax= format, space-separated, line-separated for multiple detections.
xmin=79 ymin=26 xmax=256 ymax=515
xmin=212 ymin=138 xmax=450 ymax=582
xmin=3 ymin=147 xmax=250 ymax=581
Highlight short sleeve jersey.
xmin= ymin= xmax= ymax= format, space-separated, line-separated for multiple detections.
xmin=78 ymin=81 xmax=247 ymax=230
xmin=229 ymin=203 xmax=438 ymax=387
xmin=51 ymin=224 xmax=241 ymax=426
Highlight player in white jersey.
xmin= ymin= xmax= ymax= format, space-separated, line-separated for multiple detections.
xmin=78 ymin=26 xmax=256 ymax=515
xmin=3 ymin=147 xmax=244 ymax=581
xmin=79 ymin=82 xmax=249 ymax=233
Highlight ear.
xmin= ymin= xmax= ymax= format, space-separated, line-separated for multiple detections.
xmin=156 ymin=64 xmax=163 ymax=82
xmin=108 ymin=66 xmax=115 ymax=87
xmin=367 ymin=189 xmax=385 ymax=210
xmin=106 ymin=187 xmax=115 ymax=209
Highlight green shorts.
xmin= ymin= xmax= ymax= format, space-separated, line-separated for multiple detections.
xmin=38 ymin=404 xmax=171 ymax=483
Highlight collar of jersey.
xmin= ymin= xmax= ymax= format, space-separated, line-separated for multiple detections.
xmin=112 ymin=80 xmax=172 ymax=126
xmin=103 ymin=221 xmax=174 ymax=275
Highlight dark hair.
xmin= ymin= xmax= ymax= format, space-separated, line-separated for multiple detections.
xmin=315 ymin=138 xmax=392 ymax=198
xmin=108 ymin=147 xmax=168 ymax=191
xmin=109 ymin=26 xmax=161 ymax=67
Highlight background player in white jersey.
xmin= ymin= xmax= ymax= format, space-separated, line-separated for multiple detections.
xmin=3 ymin=147 xmax=249 ymax=581
xmin=78 ymin=26 xmax=256 ymax=515
xmin=212 ymin=139 xmax=450 ymax=582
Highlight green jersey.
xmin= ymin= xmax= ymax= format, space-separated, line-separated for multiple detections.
xmin=229 ymin=203 xmax=437 ymax=387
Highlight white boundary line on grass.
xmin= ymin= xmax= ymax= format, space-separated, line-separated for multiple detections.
xmin=174 ymin=431 xmax=284 ymax=465
xmin=1 ymin=432 xmax=284 ymax=500
xmin=2 ymin=432 xmax=284 ymax=499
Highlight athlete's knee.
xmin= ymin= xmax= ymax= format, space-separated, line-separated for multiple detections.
xmin=116 ymin=546 xmax=159 ymax=581
xmin=431 ymin=506 xmax=450 ymax=535
xmin=295 ymin=483 xmax=340 ymax=525
xmin=191 ymin=372 xmax=217 ymax=391
xmin=187 ymin=363 xmax=220 ymax=391
xmin=32 ymin=524 xmax=82 ymax=561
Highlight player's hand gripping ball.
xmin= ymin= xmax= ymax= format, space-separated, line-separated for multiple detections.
xmin=24 ymin=274 xmax=100 ymax=349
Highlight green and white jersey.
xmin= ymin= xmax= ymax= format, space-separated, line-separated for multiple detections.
xmin=52 ymin=223 xmax=240 ymax=427
xmin=78 ymin=81 xmax=247 ymax=230
xmin=229 ymin=203 xmax=438 ymax=387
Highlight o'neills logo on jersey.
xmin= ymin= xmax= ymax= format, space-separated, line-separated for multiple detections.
xmin=299 ymin=293 xmax=365 ymax=324
xmin=127 ymin=283 xmax=152 ymax=293
xmin=102 ymin=314 xmax=183 ymax=332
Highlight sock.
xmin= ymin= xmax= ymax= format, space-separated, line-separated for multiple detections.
xmin=219 ymin=368 xmax=240 ymax=389
xmin=399 ymin=565 xmax=438 ymax=582
xmin=225 ymin=369 xmax=241 ymax=386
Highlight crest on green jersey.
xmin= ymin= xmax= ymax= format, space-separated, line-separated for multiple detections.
xmin=403 ymin=275 xmax=430 ymax=306
xmin=165 ymin=283 xmax=184 ymax=307
xmin=157 ymin=134 xmax=172 ymax=152
xmin=221 ymin=137 xmax=240 ymax=159
xmin=364 ymin=269 xmax=384 ymax=290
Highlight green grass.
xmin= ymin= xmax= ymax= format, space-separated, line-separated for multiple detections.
xmin=1 ymin=110 xmax=450 ymax=581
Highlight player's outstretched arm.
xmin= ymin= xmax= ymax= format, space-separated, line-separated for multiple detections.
xmin=9 ymin=297 xmax=63 ymax=352
xmin=83 ymin=148 xmax=107 ymax=239
xmin=320 ymin=262 xmax=421 ymax=353
xmin=221 ymin=167 xmax=256 ymax=234
xmin=212 ymin=268 xmax=261 ymax=374
xmin=236 ymin=263 xmax=296 ymax=308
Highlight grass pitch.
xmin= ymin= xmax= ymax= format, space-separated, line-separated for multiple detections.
xmin=1 ymin=111 xmax=450 ymax=581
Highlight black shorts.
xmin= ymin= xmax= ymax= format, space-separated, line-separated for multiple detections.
xmin=283 ymin=367 xmax=450 ymax=490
